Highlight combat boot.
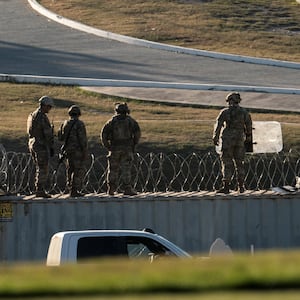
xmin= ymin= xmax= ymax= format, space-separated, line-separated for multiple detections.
xmin=238 ymin=181 xmax=245 ymax=193
xmin=216 ymin=182 xmax=230 ymax=194
xmin=107 ymin=184 xmax=116 ymax=196
xmin=123 ymin=187 xmax=137 ymax=196
xmin=70 ymin=189 xmax=84 ymax=197
xmin=63 ymin=186 xmax=70 ymax=195
xmin=35 ymin=190 xmax=52 ymax=198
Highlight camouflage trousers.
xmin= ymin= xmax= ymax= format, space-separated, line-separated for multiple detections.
xmin=66 ymin=151 xmax=86 ymax=192
xmin=107 ymin=149 xmax=134 ymax=189
xmin=220 ymin=139 xmax=245 ymax=184
xmin=30 ymin=148 xmax=49 ymax=192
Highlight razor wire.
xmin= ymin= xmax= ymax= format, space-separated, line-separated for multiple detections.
xmin=0 ymin=144 xmax=8 ymax=192
xmin=1 ymin=145 xmax=300 ymax=195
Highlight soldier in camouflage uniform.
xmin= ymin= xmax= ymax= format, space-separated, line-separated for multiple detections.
xmin=58 ymin=105 xmax=88 ymax=197
xmin=101 ymin=103 xmax=141 ymax=196
xmin=27 ymin=96 xmax=55 ymax=198
xmin=213 ymin=92 xmax=252 ymax=194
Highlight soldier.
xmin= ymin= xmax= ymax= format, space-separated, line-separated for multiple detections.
xmin=213 ymin=92 xmax=252 ymax=194
xmin=27 ymin=96 xmax=55 ymax=198
xmin=101 ymin=103 xmax=141 ymax=196
xmin=58 ymin=105 xmax=88 ymax=197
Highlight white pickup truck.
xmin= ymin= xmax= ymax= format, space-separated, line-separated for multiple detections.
xmin=46 ymin=229 xmax=191 ymax=266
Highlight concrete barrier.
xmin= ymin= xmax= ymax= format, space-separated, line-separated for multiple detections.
xmin=1 ymin=192 xmax=300 ymax=262
xmin=1 ymin=73 xmax=300 ymax=95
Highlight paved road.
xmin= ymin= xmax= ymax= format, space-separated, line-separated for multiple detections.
xmin=1 ymin=0 xmax=299 ymax=86
xmin=1 ymin=0 xmax=300 ymax=111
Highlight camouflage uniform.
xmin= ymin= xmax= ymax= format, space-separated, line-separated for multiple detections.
xmin=27 ymin=96 xmax=54 ymax=198
xmin=101 ymin=103 xmax=141 ymax=196
xmin=213 ymin=93 xmax=252 ymax=193
xmin=58 ymin=105 xmax=88 ymax=197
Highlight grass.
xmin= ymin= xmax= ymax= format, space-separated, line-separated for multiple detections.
xmin=2 ymin=1 xmax=299 ymax=155
xmin=2 ymin=252 xmax=300 ymax=298
xmin=38 ymin=0 xmax=300 ymax=62
xmin=1 ymin=82 xmax=300 ymax=155
xmin=1 ymin=294 xmax=299 ymax=300
xmin=1 ymin=4 xmax=300 ymax=299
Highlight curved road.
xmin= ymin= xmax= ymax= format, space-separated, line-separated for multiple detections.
xmin=1 ymin=0 xmax=299 ymax=86
xmin=1 ymin=0 xmax=300 ymax=111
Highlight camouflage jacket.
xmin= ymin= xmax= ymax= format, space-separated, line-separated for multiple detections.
xmin=27 ymin=108 xmax=54 ymax=151
xmin=213 ymin=105 xmax=252 ymax=141
xmin=58 ymin=117 xmax=87 ymax=154
xmin=101 ymin=114 xmax=141 ymax=151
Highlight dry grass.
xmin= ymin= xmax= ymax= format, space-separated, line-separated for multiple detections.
xmin=0 ymin=83 xmax=220 ymax=154
xmin=1 ymin=83 xmax=300 ymax=154
xmin=2 ymin=252 xmax=300 ymax=298
xmin=39 ymin=0 xmax=300 ymax=62
xmin=1 ymin=1 xmax=294 ymax=155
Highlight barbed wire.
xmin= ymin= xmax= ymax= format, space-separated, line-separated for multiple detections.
xmin=1 ymin=145 xmax=300 ymax=195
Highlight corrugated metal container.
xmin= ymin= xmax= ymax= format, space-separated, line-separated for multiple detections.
xmin=1 ymin=191 xmax=300 ymax=262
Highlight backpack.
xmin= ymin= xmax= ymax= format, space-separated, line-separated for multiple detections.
xmin=111 ymin=116 xmax=132 ymax=141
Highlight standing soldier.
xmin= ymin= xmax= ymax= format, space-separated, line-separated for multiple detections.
xmin=213 ymin=92 xmax=252 ymax=194
xmin=58 ymin=105 xmax=88 ymax=197
xmin=101 ymin=103 xmax=141 ymax=196
xmin=27 ymin=96 xmax=55 ymax=198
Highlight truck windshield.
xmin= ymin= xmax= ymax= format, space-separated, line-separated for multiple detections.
xmin=76 ymin=236 xmax=173 ymax=261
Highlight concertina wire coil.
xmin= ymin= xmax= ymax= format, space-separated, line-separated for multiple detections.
xmin=0 ymin=144 xmax=300 ymax=195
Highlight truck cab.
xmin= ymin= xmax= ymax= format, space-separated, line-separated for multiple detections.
xmin=46 ymin=229 xmax=191 ymax=266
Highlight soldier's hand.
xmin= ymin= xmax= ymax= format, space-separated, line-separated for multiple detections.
xmin=213 ymin=137 xmax=219 ymax=146
xmin=245 ymin=134 xmax=252 ymax=143
xmin=103 ymin=142 xmax=111 ymax=152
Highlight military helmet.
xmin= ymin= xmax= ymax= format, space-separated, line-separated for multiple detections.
xmin=39 ymin=95 xmax=54 ymax=107
xmin=68 ymin=105 xmax=81 ymax=116
xmin=226 ymin=92 xmax=241 ymax=103
xmin=115 ymin=102 xmax=130 ymax=114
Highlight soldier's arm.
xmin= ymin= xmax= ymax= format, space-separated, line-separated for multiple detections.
xmin=244 ymin=112 xmax=253 ymax=137
xmin=101 ymin=122 xmax=112 ymax=150
xmin=78 ymin=121 xmax=88 ymax=152
xmin=57 ymin=121 xmax=66 ymax=141
xmin=27 ymin=113 xmax=33 ymax=136
xmin=212 ymin=111 xmax=225 ymax=144
xmin=42 ymin=116 xmax=54 ymax=147
xmin=132 ymin=120 xmax=141 ymax=145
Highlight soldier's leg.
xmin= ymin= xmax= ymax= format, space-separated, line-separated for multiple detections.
xmin=234 ymin=144 xmax=246 ymax=193
xmin=67 ymin=153 xmax=79 ymax=197
xmin=70 ymin=152 xmax=85 ymax=197
xmin=33 ymin=150 xmax=51 ymax=198
xmin=218 ymin=146 xmax=234 ymax=194
xmin=30 ymin=149 xmax=39 ymax=192
xmin=73 ymin=166 xmax=85 ymax=192
xmin=107 ymin=151 xmax=121 ymax=195
xmin=64 ymin=156 xmax=73 ymax=194
xmin=120 ymin=151 xmax=136 ymax=195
